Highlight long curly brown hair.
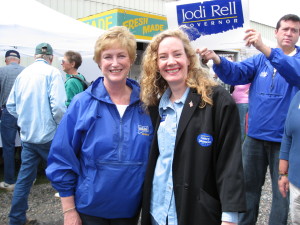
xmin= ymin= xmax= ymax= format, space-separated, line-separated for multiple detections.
xmin=140 ymin=28 xmax=217 ymax=107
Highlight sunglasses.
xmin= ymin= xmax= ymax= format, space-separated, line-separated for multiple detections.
xmin=62 ymin=59 xmax=70 ymax=64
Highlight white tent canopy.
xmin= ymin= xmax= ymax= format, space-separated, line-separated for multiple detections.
xmin=0 ymin=0 xmax=105 ymax=57
xmin=0 ymin=0 xmax=106 ymax=146
xmin=0 ymin=0 xmax=106 ymax=82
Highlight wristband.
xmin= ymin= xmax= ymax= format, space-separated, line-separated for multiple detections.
xmin=279 ymin=171 xmax=288 ymax=175
xmin=63 ymin=207 xmax=76 ymax=214
xmin=278 ymin=173 xmax=288 ymax=180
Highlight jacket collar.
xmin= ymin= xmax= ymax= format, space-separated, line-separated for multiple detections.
xmin=158 ymin=87 xmax=190 ymax=118
xmin=87 ymin=77 xmax=141 ymax=105
xmin=175 ymin=88 xmax=201 ymax=147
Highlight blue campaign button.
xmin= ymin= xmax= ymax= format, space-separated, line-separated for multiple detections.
xmin=197 ymin=133 xmax=213 ymax=147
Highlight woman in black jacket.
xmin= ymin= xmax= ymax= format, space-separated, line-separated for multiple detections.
xmin=140 ymin=28 xmax=246 ymax=225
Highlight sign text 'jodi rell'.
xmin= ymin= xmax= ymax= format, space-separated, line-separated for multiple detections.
xmin=176 ymin=0 xmax=244 ymax=40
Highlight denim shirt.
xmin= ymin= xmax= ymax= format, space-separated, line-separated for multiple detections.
xmin=150 ymin=87 xmax=189 ymax=225
xmin=150 ymin=87 xmax=238 ymax=225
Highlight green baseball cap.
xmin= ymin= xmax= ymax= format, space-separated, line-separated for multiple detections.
xmin=35 ymin=43 xmax=53 ymax=55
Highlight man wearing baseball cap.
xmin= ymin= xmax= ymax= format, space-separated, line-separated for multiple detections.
xmin=34 ymin=42 xmax=53 ymax=55
xmin=0 ymin=50 xmax=24 ymax=192
xmin=6 ymin=43 xmax=66 ymax=225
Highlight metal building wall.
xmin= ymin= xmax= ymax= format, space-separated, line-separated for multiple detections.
xmin=36 ymin=0 xmax=278 ymax=46
xmin=36 ymin=0 xmax=167 ymax=20
xmin=11 ymin=0 xmax=169 ymax=76
xmin=34 ymin=0 xmax=171 ymax=80
xmin=1 ymin=0 xmax=281 ymax=68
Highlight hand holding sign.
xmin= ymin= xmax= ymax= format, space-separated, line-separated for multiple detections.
xmin=244 ymin=28 xmax=271 ymax=56
xmin=196 ymin=47 xmax=221 ymax=65
xmin=244 ymin=28 xmax=262 ymax=47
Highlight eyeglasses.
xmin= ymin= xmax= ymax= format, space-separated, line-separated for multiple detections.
xmin=62 ymin=59 xmax=70 ymax=64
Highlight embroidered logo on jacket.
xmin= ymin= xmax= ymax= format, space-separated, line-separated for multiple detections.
xmin=197 ymin=133 xmax=213 ymax=147
xmin=259 ymin=72 xmax=268 ymax=77
xmin=138 ymin=125 xmax=150 ymax=136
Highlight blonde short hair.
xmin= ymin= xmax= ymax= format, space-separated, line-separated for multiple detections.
xmin=93 ymin=26 xmax=137 ymax=64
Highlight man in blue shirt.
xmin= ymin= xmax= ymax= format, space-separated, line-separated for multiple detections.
xmin=6 ymin=43 xmax=66 ymax=225
xmin=198 ymin=14 xmax=300 ymax=225
xmin=0 ymin=50 xmax=24 ymax=191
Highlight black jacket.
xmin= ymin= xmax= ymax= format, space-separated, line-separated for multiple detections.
xmin=142 ymin=86 xmax=246 ymax=225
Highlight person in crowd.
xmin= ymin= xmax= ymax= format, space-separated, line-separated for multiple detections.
xmin=198 ymin=14 xmax=300 ymax=225
xmin=278 ymin=90 xmax=300 ymax=225
xmin=231 ymin=83 xmax=251 ymax=141
xmin=62 ymin=50 xmax=87 ymax=107
xmin=54 ymin=50 xmax=87 ymax=198
xmin=0 ymin=50 xmax=24 ymax=191
xmin=46 ymin=26 xmax=153 ymax=225
xmin=6 ymin=43 xmax=66 ymax=225
xmin=140 ymin=28 xmax=246 ymax=225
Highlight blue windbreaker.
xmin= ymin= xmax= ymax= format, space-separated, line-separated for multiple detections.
xmin=46 ymin=77 xmax=154 ymax=218
xmin=213 ymin=47 xmax=300 ymax=142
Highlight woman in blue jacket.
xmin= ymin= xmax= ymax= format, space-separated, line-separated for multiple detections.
xmin=46 ymin=26 xmax=153 ymax=225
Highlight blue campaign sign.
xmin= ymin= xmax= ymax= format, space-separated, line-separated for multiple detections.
xmin=166 ymin=0 xmax=249 ymax=50
xmin=176 ymin=0 xmax=244 ymax=40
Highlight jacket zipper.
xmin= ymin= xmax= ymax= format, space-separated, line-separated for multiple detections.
xmin=270 ymin=68 xmax=276 ymax=90
xmin=118 ymin=117 xmax=123 ymax=161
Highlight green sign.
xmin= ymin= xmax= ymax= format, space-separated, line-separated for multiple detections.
xmin=79 ymin=8 xmax=168 ymax=40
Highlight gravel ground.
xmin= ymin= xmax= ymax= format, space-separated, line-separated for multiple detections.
xmin=0 ymin=182 xmax=63 ymax=225
xmin=0 ymin=171 xmax=291 ymax=225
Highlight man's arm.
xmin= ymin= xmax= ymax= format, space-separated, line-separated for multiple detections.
xmin=49 ymin=71 xmax=67 ymax=124
xmin=6 ymin=82 xmax=18 ymax=118
xmin=197 ymin=28 xmax=271 ymax=62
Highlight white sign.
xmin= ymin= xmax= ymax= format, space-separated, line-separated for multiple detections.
xmin=166 ymin=0 xmax=250 ymax=50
